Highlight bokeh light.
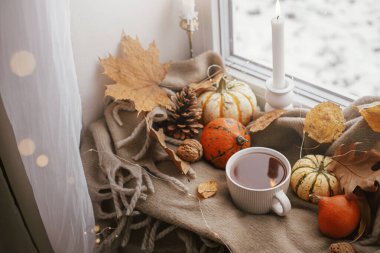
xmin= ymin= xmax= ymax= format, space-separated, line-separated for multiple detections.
xmin=36 ymin=154 xmax=49 ymax=167
xmin=18 ymin=138 xmax=36 ymax=156
xmin=10 ymin=51 xmax=36 ymax=77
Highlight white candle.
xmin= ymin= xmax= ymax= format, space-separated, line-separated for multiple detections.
xmin=271 ymin=0 xmax=286 ymax=89
xmin=181 ymin=0 xmax=195 ymax=20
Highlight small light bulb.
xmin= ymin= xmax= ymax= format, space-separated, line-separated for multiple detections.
xmin=95 ymin=238 xmax=101 ymax=244
xmin=115 ymin=234 xmax=119 ymax=238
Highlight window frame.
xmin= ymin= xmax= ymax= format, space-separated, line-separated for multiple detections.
xmin=213 ymin=0 xmax=357 ymax=108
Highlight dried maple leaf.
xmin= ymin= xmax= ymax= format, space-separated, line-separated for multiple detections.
xmin=327 ymin=143 xmax=380 ymax=193
xmin=100 ymin=35 xmax=171 ymax=112
xmin=189 ymin=71 xmax=223 ymax=96
xmin=149 ymin=127 xmax=190 ymax=175
xmin=197 ymin=180 xmax=218 ymax=199
xmin=356 ymin=101 xmax=380 ymax=133
xmin=304 ymin=101 xmax=345 ymax=143
xmin=250 ymin=109 xmax=286 ymax=133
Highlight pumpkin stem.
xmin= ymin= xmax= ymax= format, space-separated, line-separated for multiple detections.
xmin=235 ymin=136 xmax=248 ymax=146
xmin=217 ymin=76 xmax=228 ymax=93
xmin=318 ymin=159 xmax=325 ymax=172
xmin=309 ymin=193 xmax=322 ymax=204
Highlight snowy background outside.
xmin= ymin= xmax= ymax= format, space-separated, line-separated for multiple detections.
xmin=232 ymin=0 xmax=380 ymax=97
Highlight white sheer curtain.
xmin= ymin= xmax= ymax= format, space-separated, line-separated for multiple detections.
xmin=0 ymin=0 xmax=95 ymax=252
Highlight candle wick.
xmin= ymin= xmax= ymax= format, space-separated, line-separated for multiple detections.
xmin=277 ymin=16 xmax=279 ymax=20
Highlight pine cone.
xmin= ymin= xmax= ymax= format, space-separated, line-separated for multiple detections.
xmin=165 ymin=86 xmax=203 ymax=140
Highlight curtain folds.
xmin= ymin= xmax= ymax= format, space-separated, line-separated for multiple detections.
xmin=0 ymin=0 xmax=95 ymax=252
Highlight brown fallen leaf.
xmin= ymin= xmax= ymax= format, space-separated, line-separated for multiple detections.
xmin=149 ymin=127 xmax=190 ymax=175
xmin=198 ymin=180 xmax=218 ymax=199
xmin=189 ymin=71 xmax=224 ymax=96
xmin=304 ymin=101 xmax=345 ymax=143
xmin=100 ymin=35 xmax=171 ymax=112
xmin=356 ymin=101 xmax=380 ymax=133
xmin=250 ymin=109 xmax=286 ymax=133
xmin=327 ymin=143 xmax=380 ymax=193
xmin=351 ymin=192 xmax=371 ymax=242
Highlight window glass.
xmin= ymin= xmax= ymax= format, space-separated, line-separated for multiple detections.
xmin=232 ymin=0 xmax=380 ymax=97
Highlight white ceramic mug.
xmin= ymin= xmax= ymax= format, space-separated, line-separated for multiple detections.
xmin=226 ymin=147 xmax=291 ymax=216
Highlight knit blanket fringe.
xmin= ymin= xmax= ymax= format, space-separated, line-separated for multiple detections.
xmin=81 ymin=99 xmax=224 ymax=252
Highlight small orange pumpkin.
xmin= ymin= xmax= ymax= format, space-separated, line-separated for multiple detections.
xmin=317 ymin=194 xmax=360 ymax=239
xmin=200 ymin=118 xmax=250 ymax=169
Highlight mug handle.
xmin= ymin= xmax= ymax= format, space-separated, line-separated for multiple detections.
xmin=271 ymin=190 xmax=291 ymax=216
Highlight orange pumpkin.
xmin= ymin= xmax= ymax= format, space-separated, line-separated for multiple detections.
xmin=200 ymin=118 xmax=250 ymax=169
xmin=317 ymin=195 xmax=360 ymax=239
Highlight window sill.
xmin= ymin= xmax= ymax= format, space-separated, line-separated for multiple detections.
xmin=224 ymin=55 xmax=357 ymax=110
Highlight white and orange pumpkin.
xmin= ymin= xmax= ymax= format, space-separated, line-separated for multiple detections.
xmin=291 ymin=155 xmax=341 ymax=202
xmin=198 ymin=77 xmax=257 ymax=126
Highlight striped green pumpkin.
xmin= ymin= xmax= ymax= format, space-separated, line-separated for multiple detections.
xmin=291 ymin=155 xmax=341 ymax=202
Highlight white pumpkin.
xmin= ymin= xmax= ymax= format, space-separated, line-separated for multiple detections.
xmin=198 ymin=77 xmax=257 ymax=125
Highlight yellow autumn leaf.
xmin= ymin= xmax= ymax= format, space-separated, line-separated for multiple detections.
xmin=356 ymin=101 xmax=380 ymax=133
xmin=100 ymin=35 xmax=171 ymax=112
xmin=197 ymin=180 xmax=218 ymax=199
xmin=304 ymin=102 xmax=345 ymax=143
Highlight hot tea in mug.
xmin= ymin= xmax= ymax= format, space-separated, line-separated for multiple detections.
xmin=231 ymin=152 xmax=286 ymax=189
xmin=226 ymin=147 xmax=292 ymax=216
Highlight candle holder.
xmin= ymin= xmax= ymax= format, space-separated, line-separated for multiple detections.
xmin=264 ymin=78 xmax=295 ymax=112
xmin=179 ymin=14 xmax=199 ymax=58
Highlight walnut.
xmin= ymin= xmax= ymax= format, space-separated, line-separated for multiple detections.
xmin=176 ymin=139 xmax=203 ymax=163
xmin=328 ymin=242 xmax=355 ymax=253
